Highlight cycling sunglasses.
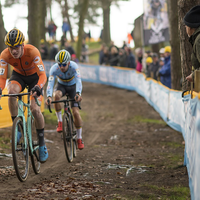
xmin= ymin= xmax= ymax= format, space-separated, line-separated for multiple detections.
xmin=8 ymin=45 xmax=22 ymax=49
xmin=58 ymin=63 xmax=67 ymax=67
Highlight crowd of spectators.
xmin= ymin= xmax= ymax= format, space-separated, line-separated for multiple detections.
xmin=40 ymin=33 xmax=171 ymax=89
xmin=98 ymin=41 xmax=171 ymax=88
xmin=99 ymin=41 xmax=136 ymax=68
xmin=39 ymin=38 xmax=85 ymax=64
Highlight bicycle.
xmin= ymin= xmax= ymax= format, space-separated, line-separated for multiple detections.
xmin=47 ymin=95 xmax=81 ymax=163
xmin=0 ymin=92 xmax=41 ymax=182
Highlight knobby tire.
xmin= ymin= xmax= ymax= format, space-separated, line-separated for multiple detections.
xmin=12 ymin=117 xmax=29 ymax=182
xmin=30 ymin=118 xmax=40 ymax=174
xmin=62 ymin=112 xmax=73 ymax=162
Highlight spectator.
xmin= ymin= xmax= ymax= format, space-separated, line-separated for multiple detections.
xmin=159 ymin=57 xmax=165 ymax=67
xmin=52 ymin=21 xmax=57 ymax=40
xmin=142 ymin=50 xmax=152 ymax=73
xmin=49 ymin=41 xmax=59 ymax=60
xmin=71 ymin=54 xmax=79 ymax=63
xmin=158 ymin=46 xmax=171 ymax=88
xmin=62 ymin=19 xmax=70 ymax=38
xmin=135 ymin=48 xmax=143 ymax=72
xmin=81 ymin=39 xmax=89 ymax=63
xmin=183 ymin=5 xmax=200 ymax=83
xmin=60 ymin=34 xmax=67 ymax=49
xmin=145 ymin=56 xmax=153 ymax=77
xmin=122 ymin=41 xmax=127 ymax=49
xmin=159 ymin=47 xmax=165 ymax=58
xmin=148 ymin=53 xmax=160 ymax=80
xmin=99 ymin=43 xmax=106 ymax=65
xmin=47 ymin=21 xmax=54 ymax=40
xmin=118 ymin=48 xmax=127 ymax=67
xmin=109 ymin=46 xmax=119 ymax=66
xmin=102 ymin=46 xmax=110 ymax=65
xmin=64 ymin=41 xmax=75 ymax=56
xmin=109 ymin=41 xmax=119 ymax=53
xmin=125 ymin=46 xmax=136 ymax=69
xmin=40 ymin=39 xmax=49 ymax=60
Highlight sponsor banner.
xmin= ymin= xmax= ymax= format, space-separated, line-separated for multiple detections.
xmin=143 ymin=0 xmax=169 ymax=45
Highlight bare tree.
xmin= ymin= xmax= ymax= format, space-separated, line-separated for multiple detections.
xmin=178 ymin=0 xmax=200 ymax=90
xmin=0 ymin=3 xmax=6 ymax=53
xmin=28 ymin=0 xmax=40 ymax=49
xmin=76 ymin=0 xmax=89 ymax=60
xmin=167 ymin=0 xmax=182 ymax=90
xmin=40 ymin=0 xmax=47 ymax=41
xmin=101 ymin=0 xmax=111 ymax=44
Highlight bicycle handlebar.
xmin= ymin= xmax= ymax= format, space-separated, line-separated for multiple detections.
xmin=47 ymin=98 xmax=81 ymax=113
xmin=0 ymin=92 xmax=41 ymax=110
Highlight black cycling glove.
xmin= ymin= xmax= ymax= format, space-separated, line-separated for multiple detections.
xmin=31 ymin=85 xmax=42 ymax=96
xmin=0 ymin=88 xmax=2 ymax=96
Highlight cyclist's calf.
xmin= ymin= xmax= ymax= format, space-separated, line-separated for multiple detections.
xmin=72 ymin=107 xmax=82 ymax=127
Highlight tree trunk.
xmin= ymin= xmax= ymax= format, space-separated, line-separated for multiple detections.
xmin=168 ymin=0 xmax=182 ymax=90
xmin=0 ymin=3 xmax=6 ymax=52
xmin=0 ymin=3 xmax=11 ymax=78
xmin=178 ymin=0 xmax=200 ymax=91
xmin=28 ymin=0 xmax=40 ymax=49
xmin=40 ymin=0 xmax=47 ymax=41
xmin=64 ymin=0 xmax=74 ymax=42
xmin=76 ymin=0 xmax=89 ymax=60
xmin=102 ymin=0 xmax=111 ymax=44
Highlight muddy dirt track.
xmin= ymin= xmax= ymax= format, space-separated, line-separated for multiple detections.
xmin=0 ymin=82 xmax=190 ymax=199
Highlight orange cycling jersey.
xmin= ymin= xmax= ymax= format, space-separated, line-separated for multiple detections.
xmin=0 ymin=44 xmax=47 ymax=90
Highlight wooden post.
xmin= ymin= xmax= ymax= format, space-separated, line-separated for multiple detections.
xmin=194 ymin=70 xmax=200 ymax=92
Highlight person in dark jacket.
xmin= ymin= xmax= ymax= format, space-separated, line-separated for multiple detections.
xmin=49 ymin=41 xmax=59 ymax=60
xmin=183 ymin=5 xmax=200 ymax=82
xmin=109 ymin=46 xmax=119 ymax=66
xmin=158 ymin=46 xmax=171 ymax=88
xmin=148 ymin=53 xmax=160 ymax=80
xmin=124 ymin=46 xmax=136 ymax=69
xmin=40 ymin=39 xmax=49 ymax=60
xmin=117 ymin=48 xmax=127 ymax=67
xmin=99 ymin=43 xmax=106 ymax=65
xmin=64 ymin=41 xmax=75 ymax=56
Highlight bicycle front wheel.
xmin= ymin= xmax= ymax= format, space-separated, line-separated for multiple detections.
xmin=30 ymin=118 xmax=40 ymax=174
xmin=62 ymin=112 xmax=73 ymax=162
xmin=12 ymin=117 xmax=29 ymax=182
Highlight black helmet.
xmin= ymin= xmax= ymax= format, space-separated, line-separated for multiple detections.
xmin=5 ymin=28 xmax=25 ymax=47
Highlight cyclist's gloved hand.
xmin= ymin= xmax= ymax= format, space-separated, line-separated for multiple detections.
xmin=75 ymin=92 xmax=82 ymax=102
xmin=46 ymin=97 xmax=52 ymax=105
xmin=31 ymin=85 xmax=42 ymax=97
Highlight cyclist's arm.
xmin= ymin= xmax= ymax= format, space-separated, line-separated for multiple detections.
xmin=31 ymin=48 xmax=47 ymax=89
xmin=0 ymin=58 xmax=8 ymax=91
xmin=46 ymin=65 xmax=57 ymax=98
xmin=74 ymin=67 xmax=82 ymax=96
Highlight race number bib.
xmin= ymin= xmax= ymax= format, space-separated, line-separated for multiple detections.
xmin=38 ymin=65 xmax=44 ymax=71
xmin=0 ymin=68 xmax=5 ymax=75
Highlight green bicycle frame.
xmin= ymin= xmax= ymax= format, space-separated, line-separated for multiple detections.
xmin=15 ymin=94 xmax=39 ymax=154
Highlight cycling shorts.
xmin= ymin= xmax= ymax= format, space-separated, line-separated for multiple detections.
xmin=55 ymin=82 xmax=79 ymax=108
xmin=8 ymin=70 xmax=43 ymax=101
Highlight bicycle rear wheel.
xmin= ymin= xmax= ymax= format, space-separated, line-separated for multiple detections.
xmin=30 ymin=118 xmax=40 ymax=174
xmin=72 ymin=121 xmax=77 ymax=158
xmin=12 ymin=117 xmax=29 ymax=182
xmin=62 ymin=112 xmax=73 ymax=162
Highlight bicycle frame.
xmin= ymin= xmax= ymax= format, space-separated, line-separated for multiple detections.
xmin=48 ymin=95 xmax=81 ymax=162
xmin=0 ymin=92 xmax=41 ymax=181
xmin=16 ymin=94 xmax=37 ymax=155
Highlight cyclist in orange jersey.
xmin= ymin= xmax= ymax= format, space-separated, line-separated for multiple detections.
xmin=0 ymin=28 xmax=48 ymax=163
